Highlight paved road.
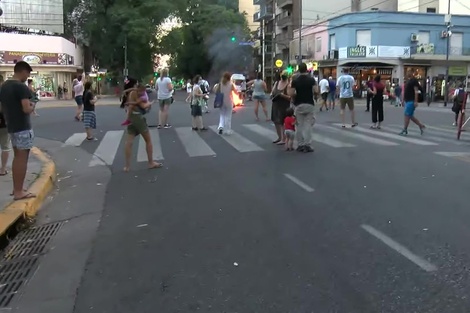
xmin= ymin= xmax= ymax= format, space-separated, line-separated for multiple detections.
xmin=18 ymin=95 xmax=470 ymax=312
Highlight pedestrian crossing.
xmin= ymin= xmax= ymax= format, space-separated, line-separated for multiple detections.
xmin=61 ymin=123 xmax=469 ymax=167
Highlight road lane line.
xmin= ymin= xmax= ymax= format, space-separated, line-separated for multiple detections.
xmin=283 ymin=173 xmax=315 ymax=192
xmin=310 ymin=133 xmax=356 ymax=148
xmin=175 ymin=127 xmax=216 ymax=157
xmin=137 ymin=128 xmax=164 ymax=162
xmin=361 ymin=224 xmax=437 ymax=272
xmin=89 ymin=130 xmax=124 ymax=167
xmin=209 ymin=126 xmax=264 ymax=152
xmin=243 ymin=124 xmax=277 ymax=139
xmin=63 ymin=133 xmax=87 ymax=147
xmin=316 ymin=124 xmax=398 ymax=146
xmin=334 ymin=124 xmax=438 ymax=146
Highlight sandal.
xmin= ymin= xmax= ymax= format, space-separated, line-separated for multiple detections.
xmin=272 ymin=139 xmax=281 ymax=144
xmin=0 ymin=170 xmax=8 ymax=176
xmin=13 ymin=192 xmax=36 ymax=201
xmin=149 ymin=162 xmax=163 ymax=169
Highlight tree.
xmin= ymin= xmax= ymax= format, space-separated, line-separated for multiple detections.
xmin=160 ymin=2 xmax=251 ymax=81
xmin=64 ymin=0 xmax=186 ymax=79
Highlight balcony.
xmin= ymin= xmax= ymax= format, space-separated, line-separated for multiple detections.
xmin=275 ymin=32 xmax=292 ymax=48
xmin=253 ymin=4 xmax=274 ymax=22
xmin=277 ymin=0 xmax=293 ymax=9
xmin=276 ymin=11 xmax=293 ymax=29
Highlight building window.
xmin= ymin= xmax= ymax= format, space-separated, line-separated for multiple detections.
xmin=450 ymin=32 xmax=463 ymax=55
xmin=426 ymin=7 xmax=436 ymax=13
xmin=418 ymin=31 xmax=430 ymax=44
xmin=356 ymin=30 xmax=371 ymax=46
xmin=316 ymin=37 xmax=322 ymax=52
xmin=329 ymin=34 xmax=336 ymax=50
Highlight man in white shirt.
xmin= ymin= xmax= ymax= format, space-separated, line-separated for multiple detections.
xmin=155 ymin=68 xmax=174 ymax=128
xmin=336 ymin=68 xmax=357 ymax=128
xmin=318 ymin=77 xmax=329 ymax=111
xmin=73 ymin=75 xmax=84 ymax=121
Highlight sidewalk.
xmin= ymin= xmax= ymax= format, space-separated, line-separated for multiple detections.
xmin=0 ymin=148 xmax=56 ymax=236
xmin=37 ymin=96 xmax=120 ymax=109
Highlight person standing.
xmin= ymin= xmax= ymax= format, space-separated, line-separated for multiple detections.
xmin=288 ymin=63 xmax=318 ymax=153
xmin=368 ymin=75 xmax=385 ymax=129
xmin=399 ymin=72 xmax=425 ymax=136
xmin=248 ymin=73 xmax=269 ymax=121
xmin=270 ymin=70 xmax=291 ymax=144
xmin=215 ymin=72 xmax=236 ymax=135
xmin=73 ymin=75 xmax=84 ymax=121
xmin=318 ymin=76 xmax=329 ymax=112
xmin=82 ymin=81 xmax=98 ymax=140
xmin=0 ymin=61 xmax=36 ymax=200
xmin=27 ymin=79 xmax=39 ymax=116
xmin=190 ymin=75 xmax=208 ymax=131
xmin=365 ymin=78 xmax=373 ymax=112
xmin=155 ymin=68 xmax=174 ymax=129
xmin=336 ymin=68 xmax=358 ymax=128
xmin=327 ymin=76 xmax=336 ymax=110
xmin=0 ymin=77 xmax=10 ymax=176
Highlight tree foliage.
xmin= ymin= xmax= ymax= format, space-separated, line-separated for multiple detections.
xmin=63 ymin=0 xmax=185 ymax=79
xmin=159 ymin=0 xmax=252 ymax=81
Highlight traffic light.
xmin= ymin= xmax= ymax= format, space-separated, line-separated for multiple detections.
xmin=231 ymin=36 xmax=236 ymax=42
xmin=97 ymin=76 xmax=102 ymax=81
xmin=286 ymin=66 xmax=293 ymax=75
xmin=154 ymin=72 xmax=159 ymax=77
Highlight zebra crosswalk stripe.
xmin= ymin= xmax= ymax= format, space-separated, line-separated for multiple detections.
xmin=89 ymin=130 xmax=124 ymax=167
xmin=208 ymin=126 xmax=264 ymax=153
xmin=63 ymin=133 xmax=87 ymax=147
xmin=316 ymin=124 xmax=398 ymax=146
xmin=243 ymin=124 xmax=277 ymax=140
xmin=338 ymin=124 xmax=438 ymax=146
xmin=175 ymin=127 xmax=216 ymax=157
xmin=137 ymin=128 xmax=164 ymax=162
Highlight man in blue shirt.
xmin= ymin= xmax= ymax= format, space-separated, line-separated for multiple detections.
xmin=336 ymin=68 xmax=358 ymax=128
xmin=327 ymin=76 xmax=336 ymax=110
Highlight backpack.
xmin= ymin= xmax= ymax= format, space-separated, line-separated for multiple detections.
xmin=200 ymin=81 xmax=208 ymax=94
xmin=452 ymin=88 xmax=465 ymax=112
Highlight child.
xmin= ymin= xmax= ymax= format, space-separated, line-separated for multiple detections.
xmin=283 ymin=108 xmax=296 ymax=151
xmin=121 ymin=85 xmax=149 ymax=126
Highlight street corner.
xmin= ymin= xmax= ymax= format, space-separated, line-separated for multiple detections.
xmin=0 ymin=147 xmax=56 ymax=237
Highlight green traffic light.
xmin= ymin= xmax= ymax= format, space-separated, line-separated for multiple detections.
xmin=231 ymin=37 xmax=236 ymax=42
xmin=286 ymin=66 xmax=293 ymax=74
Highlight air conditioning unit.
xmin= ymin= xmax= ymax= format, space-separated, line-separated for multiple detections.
xmin=441 ymin=30 xmax=448 ymax=38
xmin=410 ymin=34 xmax=419 ymax=42
xmin=328 ymin=50 xmax=339 ymax=59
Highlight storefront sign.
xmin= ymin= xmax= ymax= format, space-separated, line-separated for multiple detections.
xmin=378 ymin=46 xmax=410 ymax=58
xmin=449 ymin=66 xmax=467 ymax=76
xmin=346 ymin=46 xmax=377 ymax=58
xmin=0 ymin=51 xmax=74 ymax=65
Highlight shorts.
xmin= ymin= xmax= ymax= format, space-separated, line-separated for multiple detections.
xmin=284 ymin=129 xmax=295 ymax=139
xmin=340 ymin=97 xmax=354 ymax=110
xmin=191 ymin=105 xmax=202 ymax=117
xmin=75 ymin=95 xmax=83 ymax=106
xmin=159 ymin=98 xmax=172 ymax=109
xmin=404 ymin=101 xmax=416 ymax=117
xmin=253 ymin=95 xmax=266 ymax=101
xmin=10 ymin=129 xmax=34 ymax=150
xmin=321 ymin=92 xmax=328 ymax=101
xmin=327 ymin=92 xmax=335 ymax=102
xmin=83 ymin=110 xmax=96 ymax=129
xmin=0 ymin=128 xmax=11 ymax=151
xmin=127 ymin=114 xmax=148 ymax=136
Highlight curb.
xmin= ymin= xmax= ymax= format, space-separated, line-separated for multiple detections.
xmin=0 ymin=147 xmax=56 ymax=237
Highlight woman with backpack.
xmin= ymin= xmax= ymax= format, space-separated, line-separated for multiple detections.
xmin=452 ymin=83 xmax=466 ymax=126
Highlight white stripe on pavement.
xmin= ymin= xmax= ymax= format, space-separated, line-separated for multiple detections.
xmin=63 ymin=133 xmax=87 ymax=147
xmin=335 ymin=124 xmax=438 ymax=146
xmin=434 ymin=151 xmax=470 ymax=157
xmin=137 ymin=128 xmax=164 ymax=162
xmin=316 ymin=124 xmax=398 ymax=146
xmin=89 ymin=130 xmax=124 ymax=167
xmin=383 ymin=126 xmax=466 ymax=145
xmin=284 ymin=173 xmax=315 ymax=192
xmin=209 ymin=126 xmax=264 ymax=152
xmin=361 ymin=224 xmax=437 ymax=272
xmin=243 ymin=124 xmax=278 ymax=139
xmin=311 ymin=133 xmax=356 ymax=148
xmin=175 ymin=127 xmax=216 ymax=157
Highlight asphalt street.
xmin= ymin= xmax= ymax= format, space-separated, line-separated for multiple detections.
xmin=20 ymin=92 xmax=470 ymax=312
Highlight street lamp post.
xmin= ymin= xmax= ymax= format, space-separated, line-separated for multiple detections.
xmin=297 ymin=0 xmax=302 ymax=65
xmin=443 ymin=0 xmax=451 ymax=107
xmin=123 ymin=36 xmax=128 ymax=78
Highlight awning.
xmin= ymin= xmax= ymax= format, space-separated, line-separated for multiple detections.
xmin=340 ymin=62 xmax=395 ymax=67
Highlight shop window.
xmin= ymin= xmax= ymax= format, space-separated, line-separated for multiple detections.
xmin=356 ymin=30 xmax=371 ymax=46
xmin=418 ymin=31 xmax=430 ymax=44
xmin=329 ymin=34 xmax=336 ymax=50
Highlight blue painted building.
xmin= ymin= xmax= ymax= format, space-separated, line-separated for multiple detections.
xmin=318 ymin=11 xmax=470 ymax=98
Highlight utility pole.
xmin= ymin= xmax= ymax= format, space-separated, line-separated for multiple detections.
xmin=123 ymin=36 xmax=128 ymax=78
xmin=444 ymin=0 xmax=451 ymax=107
xmin=297 ymin=0 xmax=302 ymax=65
xmin=261 ymin=20 xmax=266 ymax=81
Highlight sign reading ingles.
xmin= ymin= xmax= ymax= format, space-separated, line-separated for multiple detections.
xmin=0 ymin=51 xmax=74 ymax=65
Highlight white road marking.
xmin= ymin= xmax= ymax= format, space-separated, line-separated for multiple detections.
xmin=283 ymin=173 xmax=315 ymax=192
xmin=336 ymin=124 xmax=438 ymax=146
xmin=316 ymin=124 xmax=398 ymax=146
xmin=175 ymin=127 xmax=216 ymax=157
xmin=243 ymin=124 xmax=277 ymax=139
xmin=384 ymin=126 xmax=467 ymax=145
xmin=311 ymin=133 xmax=356 ymax=148
xmin=89 ymin=130 xmax=124 ymax=167
xmin=63 ymin=133 xmax=87 ymax=147
xmin=137 ymin=128 xmax=164 ymax=162
xmin=434 ymin=151 xmax=470 ymax=157
xmin=209 ymin=126 xmax=264 ymax=152
xmin=361 ymin=224 xmax=438 ymax=272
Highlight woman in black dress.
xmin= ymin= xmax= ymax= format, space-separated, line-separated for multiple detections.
xmin=270 ymin=70 xmax=292 ymax=144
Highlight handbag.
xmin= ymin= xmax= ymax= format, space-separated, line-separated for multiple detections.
xmin=213 ymin=83 xmax=224 ymax=109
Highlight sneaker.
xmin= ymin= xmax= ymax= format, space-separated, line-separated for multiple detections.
xmin=420 ymin=125 xmax=425 ymax=135
xmin=303 ymin=146 xmax=314 ymax=153
xmin=399 ymin=129 xmax=408 ymax=136
xmin=164 ymin=124 xmax=172 ymax=129
xmin=157 ymin=125 xmax=162 ymax=129
xmin=296 ymin=145 xmax=305 ymax=152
